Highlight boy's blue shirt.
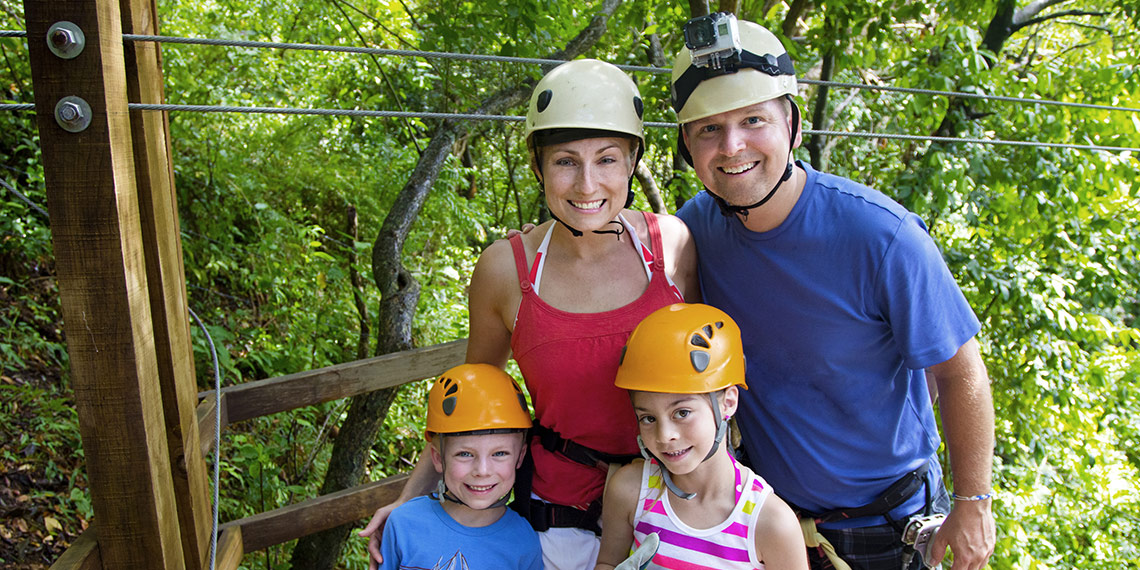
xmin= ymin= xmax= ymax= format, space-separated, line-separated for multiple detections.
xmin=379 ymin=495 xmax=543 ymax=570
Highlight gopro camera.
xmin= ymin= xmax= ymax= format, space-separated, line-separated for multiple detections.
xmin=683 ymin=12 xmax=742 ymax=70
xmin=902 ymin=513 xmax=945 ymax=568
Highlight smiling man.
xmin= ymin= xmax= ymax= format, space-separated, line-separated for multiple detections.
xmin=672 ymin=15 xmax=996 ymax=570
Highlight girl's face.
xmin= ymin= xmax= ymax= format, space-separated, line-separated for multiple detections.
xmin=631 ymin=389 xmax=736 ymax=476
xmin=430 ymin=432 xmax=525 ymax=511
xmin=539 ymin=136 xmax=635 ymax=232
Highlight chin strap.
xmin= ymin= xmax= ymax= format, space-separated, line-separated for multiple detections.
xmin=637 ymin=392 xmax=730 ymax=501
xmin=434 ymin=478 xmax=513 ymax=510
xmin=707 ymin=99 xmax=801 ymax=219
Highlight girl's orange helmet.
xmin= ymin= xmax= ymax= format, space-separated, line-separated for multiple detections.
xmin=616 ymin=303 xmax=747 ymax=394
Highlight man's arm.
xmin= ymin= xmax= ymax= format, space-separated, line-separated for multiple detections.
xmin=926 ymin=337 xmax=995 ymax=570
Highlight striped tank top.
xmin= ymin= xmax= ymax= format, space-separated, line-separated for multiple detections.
xmin=632 ymin=457 xmax=771 ymax=569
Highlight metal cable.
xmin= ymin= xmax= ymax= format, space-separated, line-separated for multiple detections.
xmin=3 ymin=29 xmax=1139 ymax=114
xmin=188 ymin=307 xmax=223 ymax=570
xmin=2 ymin=100 xmax=1133 ymax=152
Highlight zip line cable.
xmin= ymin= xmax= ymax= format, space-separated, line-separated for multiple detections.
xmin=3 ymin=30 xmax=1138 ymax=152
xmin=3 ymin=29 xmax=1139 ymax=114
xmin=6 ymin=101 xmax=1133 ymax=153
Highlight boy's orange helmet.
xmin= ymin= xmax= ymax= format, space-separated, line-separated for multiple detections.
xmin=426 ymin=364 xmax=532 ymax=441
xmin=616 ymin=303 xmax=747 ymax=394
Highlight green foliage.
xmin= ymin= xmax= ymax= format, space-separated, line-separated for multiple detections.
xmin=2 ymin=0 xmax=1139 ymax=567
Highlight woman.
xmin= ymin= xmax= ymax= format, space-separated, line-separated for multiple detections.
xmin=362 ymin=59 xmax=699 ymax=570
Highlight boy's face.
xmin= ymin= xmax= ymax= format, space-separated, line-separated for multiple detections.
xmin=430 ymin=432 xmax=525 ymax=510
xmin=630 ymin=387 xmax=738 ymax=476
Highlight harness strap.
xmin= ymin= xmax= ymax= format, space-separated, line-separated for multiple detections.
xmin=532 ymin=423 xmax=641 ymax=469
xmin=516 ymin=497 xmax=604 ymax=536
xmin=790 ymin=461 xmax=932 ymax=524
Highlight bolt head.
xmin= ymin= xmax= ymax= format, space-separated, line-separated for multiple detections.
xmin=50 ymin=29 xmax=73 ymax=48
xmin=58 ymin=102 xmax=82 ymax=123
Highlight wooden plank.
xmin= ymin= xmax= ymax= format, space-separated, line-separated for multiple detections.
xmin=195 ymin=391 xmax=226 ymax=458
xmin=50 ymin=525 xmax=102 ymax=570
xmin=221 ymin=474 xmax=409 ymax=553
xmin=213 ymin=527 xmax=244 ymax=570
xmin=222 ymin=339 xmax=467 ymax=424
xmin=25 ymin=0 xmax=185 ymax=567
xmin=118 ymin=1 xmax=213 ymax=564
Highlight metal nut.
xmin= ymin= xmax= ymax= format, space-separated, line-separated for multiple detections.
xmin=46 ymin=22 xmax=85 ymax=60
xmin=58 ymin=102 xmax=83 ymax=123
xmin=50 ymin=28 xmax=75 ymax=49
xmin=54 ymin=96 xmax=92 ymax=133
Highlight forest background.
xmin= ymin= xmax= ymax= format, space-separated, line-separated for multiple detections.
xmin=2 ymin=0 xmax=1138 ymax=568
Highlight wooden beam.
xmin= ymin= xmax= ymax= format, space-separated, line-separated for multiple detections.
xmin=219 ymin=339 xmax=466 ymax=424
xmin=118 ymin=0 xmax=213 ymax=566
xmin=25 ymin=0 xmax=185 ymax=567
xmin=213 ymin=527 xmax=244 ymax=570
xmin=221 ymin=474 xmax=408 ymax=553
xmin=49 ymin=525 xmax=102 ymax=570
xmin=195 ymin=391 xmax=226 ymax=458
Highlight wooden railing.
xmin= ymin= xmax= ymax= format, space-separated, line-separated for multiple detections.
xmin=53 ymin=339 xmax=467 ymax=570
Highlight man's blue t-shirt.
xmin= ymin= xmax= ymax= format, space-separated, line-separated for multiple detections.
xmin=379 ymin=495 xmax=543 ymax=570
xmin=678 ymin=161 xmax=979 ymax=526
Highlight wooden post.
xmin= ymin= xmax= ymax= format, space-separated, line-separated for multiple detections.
xmin=119 ymin=0 xmax=213 ymax=566
xmin=24 ymin=0 xmax=187 ymax=567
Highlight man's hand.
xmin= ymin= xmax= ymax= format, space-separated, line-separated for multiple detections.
xmin=928 ymin=499 xmax=994 ymax=570
xmin=505 ymin=223 xmax=538 ymax=239
xmin=358 ymin=502 xmax=399 ymax=570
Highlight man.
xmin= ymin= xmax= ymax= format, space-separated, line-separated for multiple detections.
xmin=671 ymin=15 xmax=996 ymax=570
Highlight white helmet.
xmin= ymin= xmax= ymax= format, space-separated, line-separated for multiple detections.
xmin=525 ymin=59 xmax=644 ymax=149
xmin=671 ymin=19 xmax=797 ymax=125
xmin=524 ymin=59 xmax=646 ymax=227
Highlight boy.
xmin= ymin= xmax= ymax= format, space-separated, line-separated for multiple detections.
xmin=596 ymin=303 xmax=807 ymax=570
xmin=379 ymin=363 xmax=543 ymax=570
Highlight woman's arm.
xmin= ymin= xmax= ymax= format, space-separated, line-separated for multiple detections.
xmin=594 ymin=461 xmax=643 ymax=570
xmin=466 ymin=239 xmax=518 ymax=366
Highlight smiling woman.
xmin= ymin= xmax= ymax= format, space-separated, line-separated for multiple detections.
xmin=361 ymin=58 xmax=701 ymax=570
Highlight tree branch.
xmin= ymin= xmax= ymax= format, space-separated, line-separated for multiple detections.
xmin=1013 ymin=10 xmax=1109 ymax=32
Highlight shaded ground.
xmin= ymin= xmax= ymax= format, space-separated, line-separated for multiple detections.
xmin=0 ymin=366 xmax=86 ymax=569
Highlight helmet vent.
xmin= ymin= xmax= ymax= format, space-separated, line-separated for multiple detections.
xmin=633 ymin=97 xmax=644 ymax=119
xmin=715 ymin=321 xmax=724 ymax=329
xmin=536 ymin=89 xmax=553 ymax=112
xmin=690 ymin=334 xmax=710 ymax=349
xmin=702 ymin=325 xmax=713 ymax=338
xmin=442 ymin=396 xmax=457 ymax=416
xmin=690 ymin=350 xmax=711 ymax=373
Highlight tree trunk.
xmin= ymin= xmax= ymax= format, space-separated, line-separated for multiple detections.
xmin=806 ymin=49 xmax=835 ymax=169
xmin=289 ymin=2 xmax=625 ymax=568
xmin=636 ymin=162 xmax=666 ymax=214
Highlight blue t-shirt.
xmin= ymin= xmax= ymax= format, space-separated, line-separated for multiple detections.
xmin=379 ymin=496 xmax=543 ymax=570
xmin=678 ymin=161 xmax=979 ymax=527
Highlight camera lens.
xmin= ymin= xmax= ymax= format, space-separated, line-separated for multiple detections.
xmin=684 ymin=18 xmax=716 ymax=48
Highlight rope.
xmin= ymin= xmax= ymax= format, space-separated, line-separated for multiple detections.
xmin=3 ymin=29 xmax=1139 ymax=114
xmin=1 ymin=177 xmax=50 ymax=219
xmin=1 ymin=103 xmax=34 ymax=111
xmin=802 ymin=129 xmax=1139 ymax=153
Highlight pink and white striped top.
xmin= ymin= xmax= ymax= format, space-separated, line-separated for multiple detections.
xmin=632 ymin=457 xmax=771 ymax=569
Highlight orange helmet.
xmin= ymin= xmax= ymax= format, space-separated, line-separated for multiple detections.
xmin=426 ymin=364 xmax=532 ymax=441
xmin=616 ymin=303 xmax=747 ymax=394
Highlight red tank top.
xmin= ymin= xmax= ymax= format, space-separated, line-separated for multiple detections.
xmin=509 ymin=211 xmax=683 ymax=509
